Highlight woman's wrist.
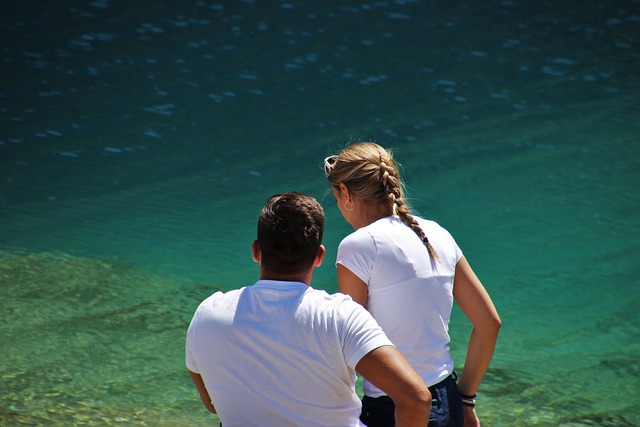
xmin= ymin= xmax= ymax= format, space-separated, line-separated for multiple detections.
xmin=460 ymin=391 xmax=477 ymax=407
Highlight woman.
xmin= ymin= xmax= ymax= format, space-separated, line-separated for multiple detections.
xmin=323 ymin=142 xmax=501 ymax=427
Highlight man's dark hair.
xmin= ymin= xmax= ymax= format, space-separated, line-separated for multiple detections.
xmin=257 ymin=192 xmax=324 ymax=275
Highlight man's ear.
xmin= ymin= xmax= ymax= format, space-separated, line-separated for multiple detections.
xmin=252 ymin=240 xmax=261 ymax=263
xmin=313 ymin=244 xmax=326 ymax=268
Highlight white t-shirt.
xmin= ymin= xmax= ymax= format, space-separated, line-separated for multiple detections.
xmin=336 ymin=216 xmax=462 ymax=396
xmin=186 ymin=280 xmax=392 ymax=427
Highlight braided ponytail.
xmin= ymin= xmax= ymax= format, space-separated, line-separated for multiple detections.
xmin=379 ymin=159 xmax=439 ymax=261
xmin=327 ymin=142 xmax=439 ymax=262
xmin=395 ymin=199 xmax=439 ymax=261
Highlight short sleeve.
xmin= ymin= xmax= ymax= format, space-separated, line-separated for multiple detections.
xmin=337 ymin=296 xmax=393 ymax=369
xmin=336 ymin=230 xmax=377 ymax=285
xmin=185 ymin=308 xmax=201 ymax=373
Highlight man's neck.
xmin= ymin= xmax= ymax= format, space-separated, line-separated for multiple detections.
xmin=259 ymin=269 xmax=313 ymax=286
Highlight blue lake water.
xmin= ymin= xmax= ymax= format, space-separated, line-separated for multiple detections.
xmin=1 ymin=1 xmax=639 ymax=426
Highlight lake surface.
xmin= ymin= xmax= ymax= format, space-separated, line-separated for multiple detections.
xmin=1 ymin=0 xmax=639 ymax=425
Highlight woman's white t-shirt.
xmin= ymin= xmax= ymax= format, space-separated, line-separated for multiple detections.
xmin=336 ymin=216 xmax=462 ymax=396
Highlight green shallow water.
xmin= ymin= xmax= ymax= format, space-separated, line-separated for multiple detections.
xmin=1 ymin=0 xmax=639 ymax=425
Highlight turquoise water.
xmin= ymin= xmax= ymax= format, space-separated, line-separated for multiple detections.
xmin=1 ymin=1 xmax=639 ymax=425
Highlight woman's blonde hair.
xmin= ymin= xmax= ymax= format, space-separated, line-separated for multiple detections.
xmin=325 ymin=142 xmax=438 ymax=260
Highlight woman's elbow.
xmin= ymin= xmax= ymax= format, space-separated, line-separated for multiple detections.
xmin=488 ymin=313 xmax=502 ymax=336
xmin=476 ymin=312 xmax=501 ymax=339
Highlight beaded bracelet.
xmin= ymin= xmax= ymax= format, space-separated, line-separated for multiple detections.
xmin=461 ymin=397 xmax=476 ymax=407
xmin=460 ymin=392 xmax=477 ymax=407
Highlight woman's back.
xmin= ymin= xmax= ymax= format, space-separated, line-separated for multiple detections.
xmin=326 ymin=141 xmax=500 ymax=426
xmin=336 ymin=216 xmax=462 ymax=391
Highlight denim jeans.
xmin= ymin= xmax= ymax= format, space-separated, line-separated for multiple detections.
xmin=360 ymin=374 xmax=464 ymax=427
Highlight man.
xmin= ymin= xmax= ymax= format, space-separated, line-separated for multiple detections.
xmin=186 ymin=192 xmax=431 ymax=427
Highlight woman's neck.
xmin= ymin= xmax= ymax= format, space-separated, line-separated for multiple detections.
xmin=354 ymin=201 xmax=393 ymax=229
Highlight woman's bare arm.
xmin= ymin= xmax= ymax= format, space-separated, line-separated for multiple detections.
xmin=453 ymin=256 xmax=501 ymax=426
xmin=337 ymin=263 xmax=368 ymax=307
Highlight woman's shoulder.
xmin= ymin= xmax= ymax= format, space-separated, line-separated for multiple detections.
xmin=340 ymin=225 xmax=376 ymax=247
xmin=415 ymin=216 xmax=447 ymax=231
xmin=415 ymin=217 xmax=459 ymax=243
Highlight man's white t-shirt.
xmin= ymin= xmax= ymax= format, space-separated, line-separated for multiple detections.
xmin=186 ymin=280 xmax=392 ymax=427
xmin=337 ymin=216 xmax=462 ymax=396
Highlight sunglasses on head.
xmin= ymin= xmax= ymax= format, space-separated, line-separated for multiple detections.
xmin=324 ymin=155 xmax=338 ymax=176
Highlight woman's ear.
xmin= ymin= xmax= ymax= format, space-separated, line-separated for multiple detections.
xmin=338 ymin=183 xmax=350 ymax=201
xmin=252 ymin=240 xmax=261 ymax=263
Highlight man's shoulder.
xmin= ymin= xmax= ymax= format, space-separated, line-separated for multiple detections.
xmin=306 ymin=286 xmax=349 ymax=300
xmin=196 ymin=287 xmax=245 ymax=308
xmin=304 ymin=287 xmax=365 ymax=313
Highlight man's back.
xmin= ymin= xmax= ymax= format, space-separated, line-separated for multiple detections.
xmin=186 ymin=279 xmax=391 ymax=427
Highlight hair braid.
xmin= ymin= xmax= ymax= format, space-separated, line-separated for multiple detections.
xmin=395 ymin=200 xmax=439 ymax=261
xmin=379 ymin=158 xmax=439 ymax=261
xmin=327 ymin=141 xmax=439 ymax=261
xmin=379 ymin=160 xmax=396 ymax=208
